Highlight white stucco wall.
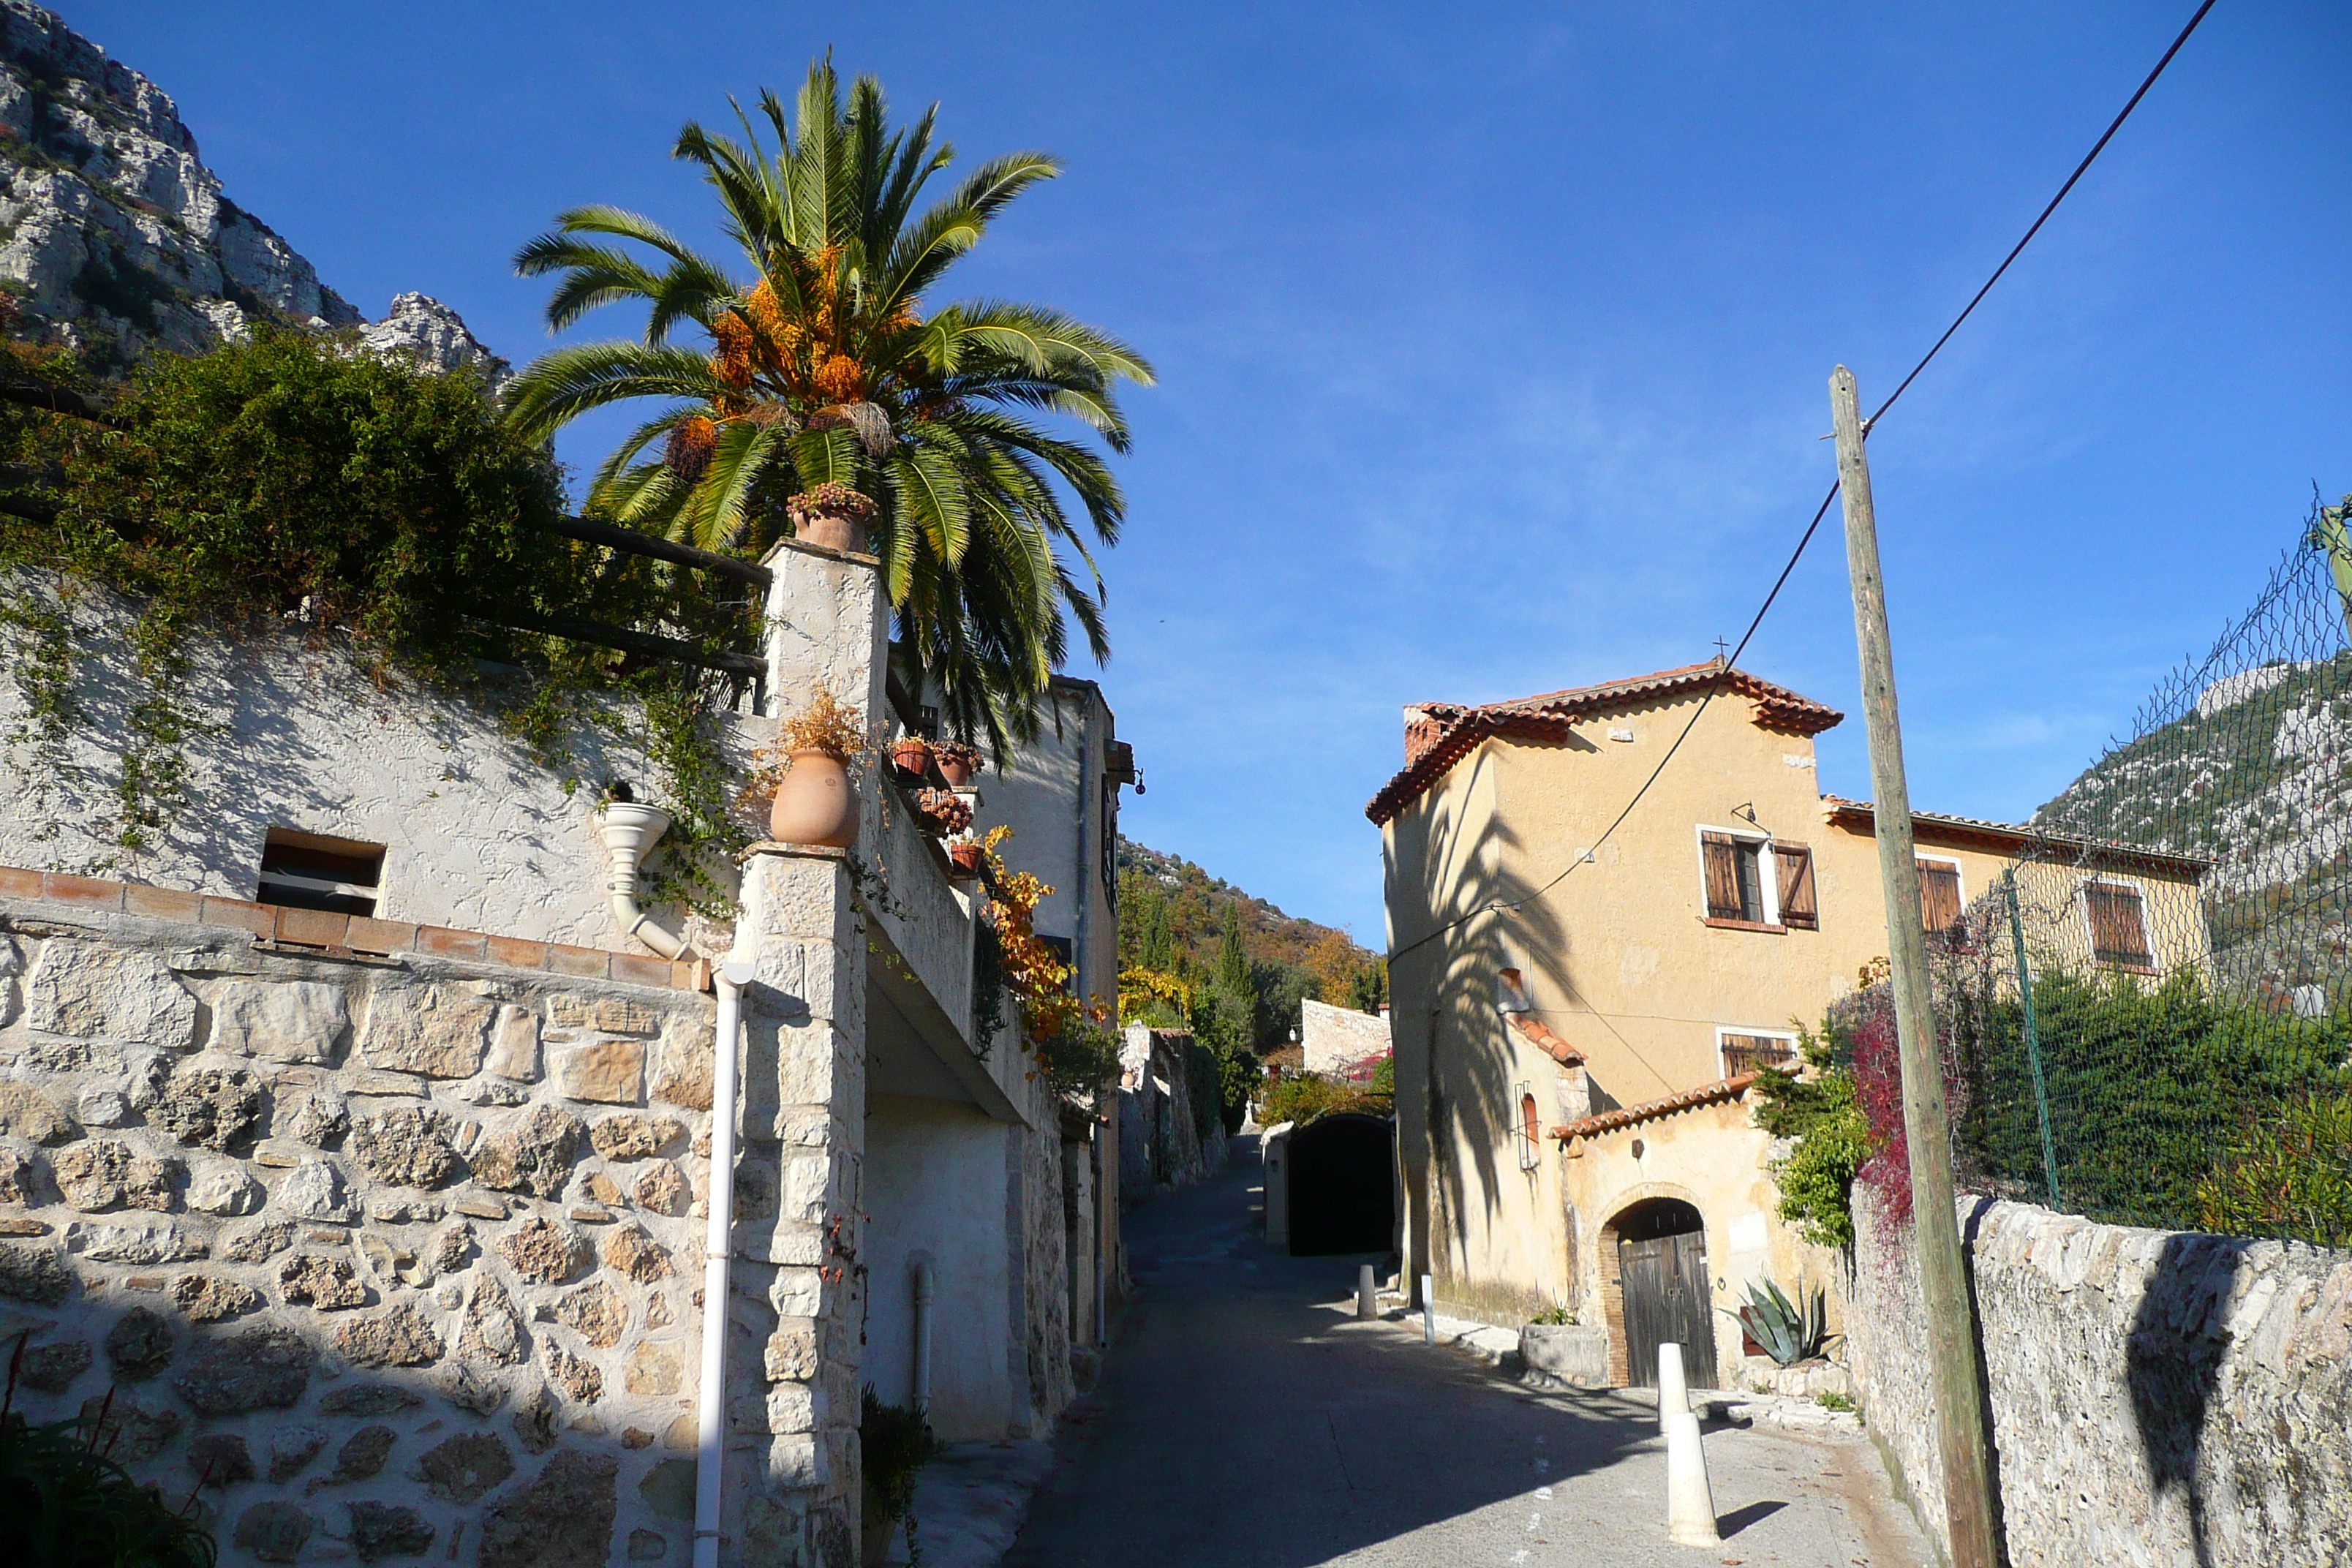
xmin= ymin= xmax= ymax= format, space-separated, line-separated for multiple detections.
xmin=1301 ymin=998 xmax=1392 ymax=1076
xmin=0 ymin=576 xmax=750 ymax=953
xmin=983 ymin=681 xmax=1119 ymax=1007
xmin=859 ymin=1095 xmax=1014 ymax=1441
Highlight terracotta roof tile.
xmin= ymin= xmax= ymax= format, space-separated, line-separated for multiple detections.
xmin=1549 ymin=1073 xmax=1758 ymax=1142
xmin=1367 ymin=663 xmax=1842 ymax=826
xmin=1822 ymin=798 xmax=2209 ymax=876
xmin=1508 ymin=1013 xmax=1586 ymax=1066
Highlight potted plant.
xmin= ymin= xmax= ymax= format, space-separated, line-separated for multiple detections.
xmin=933 ymin=741 xmax=981 ymax=787
xmin=768 ymin=690 xmax=869 ymax=848
xmin=946 ymin=840 xmax=985 ymax=877
xmin=788 ymin=481 xmax=878 ymax=554
xmin=889 ymin=734 xmax=934 ymax=783
xmin=913 ymin=788 xmax=973 ymax=839
xmin=1518 ymin=1305 xmax=1608 ymax=1389
xmin=860 ymin=1387 xmax=943 ymax=1567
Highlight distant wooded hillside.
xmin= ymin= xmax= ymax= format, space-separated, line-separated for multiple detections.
xmin=1115 ymin=837 xmax=1385 ymax=1041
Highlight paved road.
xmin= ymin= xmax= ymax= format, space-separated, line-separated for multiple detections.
xmin=1003 ymin=1136 xmax=1928 ymax=1568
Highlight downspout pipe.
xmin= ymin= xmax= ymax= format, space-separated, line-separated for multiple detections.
xmin=596 ymin=801 xmax=690 ymax=960
xmin=910 ymin=1252 xmax=937 ymax=1417
xmin=693 ymin=958 xmax=756 ymax=1568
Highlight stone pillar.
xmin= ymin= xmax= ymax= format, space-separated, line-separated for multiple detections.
xmin=724 ymin=844 xmax=867 ymax=1567
xmin=720 ymin=535 xmax=886 ymax=1565
xmin=759 ymin=535 xmax=888 ymax=726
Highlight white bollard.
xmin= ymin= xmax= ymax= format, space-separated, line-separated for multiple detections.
xmin=1422 ymin=1273 xmax=1436 ymax=1345
xmin=1357 ymin=1263 xmax=1378 ymax=1319
xmin=1665 ymin=1409 xmax=1722 ymax=1547
xmin=1656 ymin=1341 xmax=1689 ymax=1432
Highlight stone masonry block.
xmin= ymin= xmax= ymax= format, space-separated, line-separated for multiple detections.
xmin=763 ymin=1382 xmax=815 ymax=1433
xmin=739 ymin=856 xmax=851 ymax=945
xmin=486 ymin=1006 xmax=542 ymax=1081
xmin=649 ymin=1017 xmax=714 ymax=1112
xmin=359 ymin=985 xmax=494 ymax=1077
xmin=764 ymin=1434 xmax=826 ymax=1488
xmin=556 ymin=1038 xmax=645 ymax=1104
xmin=206 ymin=979 xmax=349 ymax=1064
xmin=769 ymin=1267 xmax=822 ymax=1318
xmin=26 ymin=941 xmax=196 ymax=1046
xmin=764 ymin=1319 xmax=818 ymax=1382
xmin=781 ymin=1154 xmax=832 ymax=1226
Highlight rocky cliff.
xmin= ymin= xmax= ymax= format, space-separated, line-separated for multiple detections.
xmin=2032 ymin=541 xmax=2350 ymax=1007
xmin=0 ymin=1 xmax=505 ymax=385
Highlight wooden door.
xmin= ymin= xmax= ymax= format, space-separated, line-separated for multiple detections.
xmin=1618 ymin=1215 xmax=1717 ymax=1389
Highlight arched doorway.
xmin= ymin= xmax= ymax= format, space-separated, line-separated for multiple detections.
xmin=1610 ymin=1198 xmax=1716 ymax=1390
xmin=1288 ymin=1114 xmax=1394 ymax=1256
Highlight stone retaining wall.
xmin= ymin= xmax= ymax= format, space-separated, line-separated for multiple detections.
xmin=1846 ymin=1188 xmax=2352 ymax=1568
xmin=0 ymin=892 xmax=717 ymax=1565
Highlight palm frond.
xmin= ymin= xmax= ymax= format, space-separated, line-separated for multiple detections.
xmin=502 ymin=343 xmax=726 ymax=439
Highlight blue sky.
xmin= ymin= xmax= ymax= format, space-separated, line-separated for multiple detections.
xmin=74 ymin=1 xmax=2352 ymax=946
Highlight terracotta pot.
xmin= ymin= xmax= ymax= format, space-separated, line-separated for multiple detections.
xmin=769 ymin=750 xmax=860 ymax=848
xmin=936 ymin=753 xmax=976 ymax=787
xmin=947 ymin=841 xmax=984 ymax=875
xmin=861 ymin=1488 xmax=896 ymax=1568
xmin=889 ymin=737 xmax=932 ymax=783
xmin=796 ymin=510 xmax=865 ymax=554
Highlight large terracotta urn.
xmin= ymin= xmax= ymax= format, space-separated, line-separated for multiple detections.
xmin=769 ymin=749 xmax=860 ymax=848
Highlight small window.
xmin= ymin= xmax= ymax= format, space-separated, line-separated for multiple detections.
xmin=1515 ymin=1083 xmax=1542 ymax=1171
xmin=1701 ymin=831 xmax=1768 ymax=924
xmin=1917 ymin=858 xmax=1964 ymax=934
xmin=1774 ymin=843 xmax=1818 ymax=930
xmin=1037 ymin=934 xmax=1076 ymax=990
xmin=257 ymin=829 xmax=384 ymax=916
xmin=1719 ymin=1030 xmax=1798 ymax=1079
xmin=2084 ymin=883 xmax=2152 ymax=969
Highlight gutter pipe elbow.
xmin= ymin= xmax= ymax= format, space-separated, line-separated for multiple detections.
xmin=595 ymin=801 xmax=691 ymax=959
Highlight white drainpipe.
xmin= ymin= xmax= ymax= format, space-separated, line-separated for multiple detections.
xmin=596 ymin=801 xmax=690 ymax=959
xmin=910 ymin=1252 xmax=937 ymax=1417
xmin=693 ymin=957 xmax=755 ymax=1568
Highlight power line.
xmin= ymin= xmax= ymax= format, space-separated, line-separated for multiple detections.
xmin=1387 ymin=0 xmax=2220 ymax=970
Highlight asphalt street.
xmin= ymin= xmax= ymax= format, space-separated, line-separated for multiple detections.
xmin=1002 ymin=1136 xmax=1929 ymax=1568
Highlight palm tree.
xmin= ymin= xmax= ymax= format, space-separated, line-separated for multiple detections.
xmin=503 ymin=58 xmax=1153 ymax=746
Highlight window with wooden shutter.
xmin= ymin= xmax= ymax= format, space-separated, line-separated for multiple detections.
xmin=1774 ymin=843 xmax=1817 ymax=930
xmin=2084 ymin=883 xmax=2152 ymax=968
xmin=1701 ymin=832 xmax=1744 ymax=919
xmin=1917 ymin=859 xmax=1963 ymax=933
xmin=1720 ymin=1033 xmax=1798 ymax=1077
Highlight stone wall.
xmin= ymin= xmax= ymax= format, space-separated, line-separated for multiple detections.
xmin=1300 ymin=998 xmax=1390 ymax=1077
xmin=1846 ymin=1188 xmax=2352 ymax=1568
xmin=1117 ymin=1027 xmax=1226 ymax=1199
xmin=0 ymin=574 xmax=738 ymax=957
xmin=0 ymin=888 xmax=717 ymax=1565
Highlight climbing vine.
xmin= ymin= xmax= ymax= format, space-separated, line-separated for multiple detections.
xmin=0 ymin=331 xmax=760 ymax=896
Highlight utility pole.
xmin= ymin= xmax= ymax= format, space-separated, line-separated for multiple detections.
xmin=1830 ymin=365 xmax=2000 ymax=1568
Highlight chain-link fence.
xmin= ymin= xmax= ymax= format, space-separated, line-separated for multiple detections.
xmin=1933 ymin=507 xmax=2352 ymax=1242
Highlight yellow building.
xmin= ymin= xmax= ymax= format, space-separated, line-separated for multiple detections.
xmin=1370 ymin=660 xmax=2206 ymax=1389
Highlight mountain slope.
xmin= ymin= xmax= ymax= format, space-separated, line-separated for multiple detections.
xmin=1115 ymin=836 xmax=1382 ymax=998
xmin=0 ymin=1 xmax=502 ymax=381
xmin=2032 ymin=545 xmax=2350 ymax=1006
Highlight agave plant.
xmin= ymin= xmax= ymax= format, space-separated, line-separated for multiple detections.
xmin=1723 ymin=1277 xmax=1832 ymax=1368
xmin=504 ymin=58 xmax=1153 ymax=752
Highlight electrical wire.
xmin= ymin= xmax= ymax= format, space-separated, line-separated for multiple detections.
xmin=1385 ymin=0 xmax=2221 ymax=972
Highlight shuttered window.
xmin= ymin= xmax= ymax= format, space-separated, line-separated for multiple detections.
xmin=1703 ymin=832 xmax=1768 ymax=922
xmin=1721 ymin=1033 xmax=1798 ymax=1077
xmin=1774 ymin=843 xmax=1817 ymax=930
xmin=1918 ymin=859 xmax=1964 ymax=934
xmin=2085 ymin=883 xmax=2152 ymax=968
xmin=1702 ymin=832 xmax=1744 ymax=919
